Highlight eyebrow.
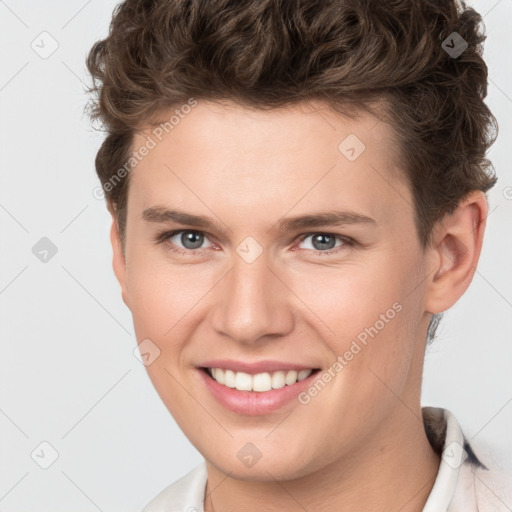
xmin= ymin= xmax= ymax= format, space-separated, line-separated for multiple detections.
xmin=141 ymin=206 xmax=375 ymax=233
xmin=275 ymin=211 xmax=375 ymax=232
xmin=142 ymin=207 xmax=226 ymax=230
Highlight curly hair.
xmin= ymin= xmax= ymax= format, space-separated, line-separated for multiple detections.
xmin=86 ymin=0 xmax=497 ymax=249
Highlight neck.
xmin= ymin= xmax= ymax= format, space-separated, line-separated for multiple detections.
xmin=204 ymin=406 xmax=441 ymax=512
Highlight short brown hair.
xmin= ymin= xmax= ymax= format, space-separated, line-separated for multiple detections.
xmin=86 ymin=0 xmax=497 ymax=247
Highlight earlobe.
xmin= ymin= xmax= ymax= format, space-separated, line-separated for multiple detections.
xmin=109 ymin=213 xmax=130 ymax=309
xmin=425 ymin=191 xmax=488 ymax=314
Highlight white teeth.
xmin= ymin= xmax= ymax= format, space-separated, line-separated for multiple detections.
xmin=224 ymin=369 xmax=236 ymax=388
xmin=285 ymin=370 xmax=298 ymax=385
xmin=235 ymin=372 xmax=253 ymax=391
xmin=271 ymin=371 xmax=286 ymax=389
xmin=215 ymin=368 xmax=225 ymax=384
xmin=297 ymin=369 xmax=312 ymax=381
xmin=209 ymin=368 xmax=314 ymax=392
xmin=253 ymin=372 xmax=272 ymax=392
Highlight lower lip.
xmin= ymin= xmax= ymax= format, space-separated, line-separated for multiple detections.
xmin=198 ymin=369 xmax=319 ymax=416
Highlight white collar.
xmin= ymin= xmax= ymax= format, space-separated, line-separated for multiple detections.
xmin=142 ymin=407 xmax=489 ymax=512
xmin=422 ymin=406 xmax=484 ymax=511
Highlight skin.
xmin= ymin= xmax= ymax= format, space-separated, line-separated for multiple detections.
xmin=109 ymin=99 xmax=487 ymax=511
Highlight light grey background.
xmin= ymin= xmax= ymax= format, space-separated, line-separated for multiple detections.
xmin=0 ymin=1 xmax=511 ymax=510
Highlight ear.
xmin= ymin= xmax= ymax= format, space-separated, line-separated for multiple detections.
xmin=424 ymin=191 xmax=488 ymax=314
xmin=109 ymin=208 xmax=130 ymax=310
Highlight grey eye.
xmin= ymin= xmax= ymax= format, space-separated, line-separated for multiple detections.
xmin=299 ymin=233 xmax=343 ymax=251
xmin=172 ymin=230 xmax=209 ymax=250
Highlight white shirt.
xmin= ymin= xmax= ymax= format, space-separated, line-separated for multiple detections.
xmin=142 ymin=407 xmax=510 ymax=511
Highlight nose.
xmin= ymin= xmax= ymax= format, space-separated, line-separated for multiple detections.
xmin=209 ymin=252 xmax=295 ymax=346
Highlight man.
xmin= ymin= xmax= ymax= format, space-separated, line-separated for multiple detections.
xmin=86 ymin=1 xmax=504 ymax=510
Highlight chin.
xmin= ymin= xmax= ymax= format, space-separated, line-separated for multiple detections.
xmin=205 ymin=446 xmax=318 ymax=482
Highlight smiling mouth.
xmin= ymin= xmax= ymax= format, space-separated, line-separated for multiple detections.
xmin=202 ymin=367 xmax=321 ymax=393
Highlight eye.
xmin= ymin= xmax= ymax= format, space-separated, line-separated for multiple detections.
xmin=156 ymin=229 xmax=214 ymax=254
xmin=296 ymin=233 xmax=350 ymax=255
xmin=155 ymin=229 xmax=354 ymax=257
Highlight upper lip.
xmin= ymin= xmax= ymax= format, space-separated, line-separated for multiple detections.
xmin=199 ymin=359 xmax=320 ymax=374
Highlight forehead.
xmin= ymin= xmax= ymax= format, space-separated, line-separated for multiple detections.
xmin=139 ymin=99 xmax=395 ymax=163
xmin=127 ymin=99 xmax=412 ymax=229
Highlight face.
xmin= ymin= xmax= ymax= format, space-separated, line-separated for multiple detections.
xmin=113 ymin=100 xmax=435 ymax=481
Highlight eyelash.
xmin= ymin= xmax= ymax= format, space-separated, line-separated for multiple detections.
xmin=155 ymin=229 xmax=355 ymax=257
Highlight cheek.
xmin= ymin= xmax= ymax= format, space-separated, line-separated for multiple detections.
xmin=125 ymin=249 xmax=210 ymax=336
xmin=285 ymin=262 xmax=423 ymax=442
xmin=124 ymin=257 xmax=208 ymax=422
xmin=289 ymin=263 xmax=400 ymax=335
xmin=288 ymin=248 xmax=424 ymax=369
